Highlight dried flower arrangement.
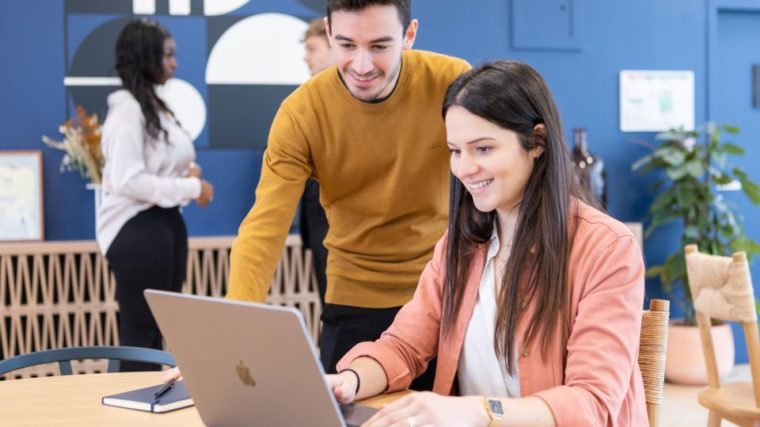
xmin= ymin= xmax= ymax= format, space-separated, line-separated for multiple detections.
xmin=42 ymin=106 xmax=104 ymax=184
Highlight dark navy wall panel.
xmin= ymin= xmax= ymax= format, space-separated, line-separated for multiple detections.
xmin=0 ymin=1 xmax=73 ymax=239
xmin=182 ymin=149 xmax=262 ymax=236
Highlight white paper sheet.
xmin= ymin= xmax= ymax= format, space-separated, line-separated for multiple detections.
xmin=620 ymin=70 xmax=695 ymax=132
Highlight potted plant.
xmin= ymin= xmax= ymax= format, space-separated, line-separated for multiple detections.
xmin=632 ymin=122 xmax=760 ymax=384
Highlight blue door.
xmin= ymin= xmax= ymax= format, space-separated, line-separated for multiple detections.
xmin=711 ymin=8 xmax=760 ymax=363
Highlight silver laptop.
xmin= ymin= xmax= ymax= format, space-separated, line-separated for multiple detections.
xmin=144 ymin=290 xmax=378 ymax=427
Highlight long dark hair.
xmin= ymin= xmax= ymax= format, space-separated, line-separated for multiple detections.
xmin=441 ymin=61 xmax=590 ymax=373
xmin=114 ymin=19 xmax=174 ymax=141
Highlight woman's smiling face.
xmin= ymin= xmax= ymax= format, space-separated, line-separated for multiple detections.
xmin=446 ymin=105 xmax=543 ymax=215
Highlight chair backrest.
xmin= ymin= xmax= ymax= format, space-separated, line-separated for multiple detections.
xmin=639 ymin=298 xmax=670 ymax=427
xmin=684 ymin=244 xmax=760 ymax=408
xmin=0 ymin=346 xmax=176 ymax=379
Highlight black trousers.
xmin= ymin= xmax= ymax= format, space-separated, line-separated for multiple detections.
xmin=319 ymin=304 xmax=437 ymax=391
xmin=299 ymin=179 xmax=329 ymax=306
xmin=105 ymin=206 xmax=188 ymax=372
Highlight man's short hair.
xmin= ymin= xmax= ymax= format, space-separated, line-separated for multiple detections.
xmin=327 ymin=0 xmax=411 ymax=32
xmin=302 ymin=17 xmax=327 ymax=42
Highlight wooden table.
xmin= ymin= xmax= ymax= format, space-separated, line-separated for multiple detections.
xmin=0 ymin=372 xmax=410 ymax=426
xmin=4 ymin=364 xmax=744 ymax=426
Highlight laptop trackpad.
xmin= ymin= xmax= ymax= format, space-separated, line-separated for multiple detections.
xmin=341 ymin=404 xmax=379 ymax=427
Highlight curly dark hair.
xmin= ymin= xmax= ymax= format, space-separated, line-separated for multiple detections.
xmin=114 ymin=18 xmax=176 ymax=141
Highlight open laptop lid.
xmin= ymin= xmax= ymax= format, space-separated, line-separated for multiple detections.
xmin=144 ymin=290 xmax=348 ymax=427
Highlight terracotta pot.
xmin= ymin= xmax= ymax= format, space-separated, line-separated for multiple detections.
xmin=664 ymin=321 xmax=734 ymax=385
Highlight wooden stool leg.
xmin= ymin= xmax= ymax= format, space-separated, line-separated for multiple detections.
xmin=647 ymin=407 xmax=658 ymax=427
xmin=707 ymin=411 xmax=721 ymax=427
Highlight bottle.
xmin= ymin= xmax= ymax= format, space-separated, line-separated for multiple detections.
xmin=571 ymin=128 xmax=607 ymax=209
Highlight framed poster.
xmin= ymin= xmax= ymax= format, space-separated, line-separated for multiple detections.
xmin=0 ymin=150 xmax=44 ymax=240
xmin=620 ymin=70 xmax=695 ymax=132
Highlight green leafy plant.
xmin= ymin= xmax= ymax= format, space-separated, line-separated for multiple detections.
xmin=632 ymin=123 xmax=760 ymax=325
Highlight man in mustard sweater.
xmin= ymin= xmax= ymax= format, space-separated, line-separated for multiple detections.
xmin=299 ymin=18 xmax=332 ymax=309
xmin=228 ymin=0 xmax=469 ymax=387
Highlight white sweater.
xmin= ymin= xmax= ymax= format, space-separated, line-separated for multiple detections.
xmin=96 ymin=90 xmax=201 ymax=254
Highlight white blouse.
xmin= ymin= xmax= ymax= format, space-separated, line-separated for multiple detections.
xmin=96 ymin=89 xmax=201 ymax=254
xmin=457 ymin=225 xmax=521 ymax=397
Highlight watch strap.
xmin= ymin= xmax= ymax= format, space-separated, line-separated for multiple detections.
xmin=483 ymin=396 xmax=504 ymax=426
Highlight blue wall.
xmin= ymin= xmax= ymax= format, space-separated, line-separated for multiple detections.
xmin=2 ymin=1 xmax=760 ymax=361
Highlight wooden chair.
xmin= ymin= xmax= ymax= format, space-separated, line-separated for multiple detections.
xmin=684 ymin=244 xmax=760 ymax=427
xmin=0 ymin=346 xmax=176 ymax=379
xmin=639 ymin=298 xmax=670 ymax=427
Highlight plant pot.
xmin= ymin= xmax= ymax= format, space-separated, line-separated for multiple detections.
xmin=664 ymin=320 xmax=734 ymax=385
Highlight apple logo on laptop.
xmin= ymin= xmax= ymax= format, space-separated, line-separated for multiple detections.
xmin=236 ymin=360 xmax=256 ymax=388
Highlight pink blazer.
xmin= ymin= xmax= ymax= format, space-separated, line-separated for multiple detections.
xmin=338 ymin=201 xmax=648 ymax=426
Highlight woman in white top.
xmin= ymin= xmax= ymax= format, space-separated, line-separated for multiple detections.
xmin=97 ymin=18 xmax=213 ymax=371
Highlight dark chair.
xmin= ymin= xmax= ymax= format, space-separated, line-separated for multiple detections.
xmin=0 ymin=346 xmax=176 ymax=377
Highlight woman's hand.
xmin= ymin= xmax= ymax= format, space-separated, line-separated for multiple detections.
xmin=196 ymin=179 xmax=214 ymax=207
xmin=161 ymin=366 xmax=183 ymax=382
xmin=189 ymin=162 xmax=213 ymax=207
xmin=362 ymin=392 xmax=489 ymax=427
xmin=187 ymin=163 xmax=202 ymax=178
xmin=326 ymin=371 xmax=359 ymax=404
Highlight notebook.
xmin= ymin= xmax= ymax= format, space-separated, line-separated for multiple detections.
xmin=102 ymin=380 xmax=193 ymax=413
xmin=144 ymin=290 xmax=378 ymax=427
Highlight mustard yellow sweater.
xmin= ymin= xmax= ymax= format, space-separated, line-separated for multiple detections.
xmin=228 ymin=50 xmax=470 ymax=308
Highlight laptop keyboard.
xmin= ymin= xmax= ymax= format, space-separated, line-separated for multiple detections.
xmin=340 ymin=404 xmax=379 ymax=427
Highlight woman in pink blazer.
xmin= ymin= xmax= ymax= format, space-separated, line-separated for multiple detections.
xmin=327 ymin=61 xmax=647 ymax=427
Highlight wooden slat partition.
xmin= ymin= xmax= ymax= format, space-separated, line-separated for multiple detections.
xmin=0 ymin=235 xmax=320 ymax=379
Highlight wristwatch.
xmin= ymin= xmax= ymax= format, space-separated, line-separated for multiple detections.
xmin=483 ymin=397 xmax=504 ymax=427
